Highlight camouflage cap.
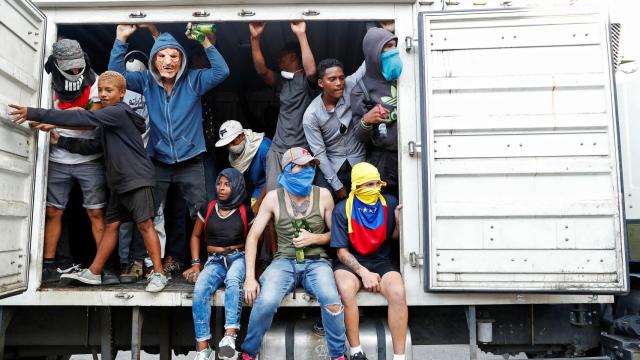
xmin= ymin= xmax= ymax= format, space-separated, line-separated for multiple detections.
xmin=52 ymin=39 xmax=85 ymax=71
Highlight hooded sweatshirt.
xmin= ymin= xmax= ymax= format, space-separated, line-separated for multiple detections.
xmin=351 ymin=28 xmax=399 ymax=189
xmin=108 ymin=33 xmax=230 ymax=164
xmin=27 ymin=102 xmax=155 ymax=194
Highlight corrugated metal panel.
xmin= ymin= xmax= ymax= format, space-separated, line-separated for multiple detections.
xmin=0 ymin=0 xmax=45 ymax=298
xmin=419 ymin=9 xmax=627 ymax=292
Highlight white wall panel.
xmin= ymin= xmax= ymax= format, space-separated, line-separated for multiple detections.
xmin=420 ymin=9 xmax=627 ymax=292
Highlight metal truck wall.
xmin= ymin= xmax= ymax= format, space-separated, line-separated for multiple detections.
xmin=419 ymin=9 xmax=627 ymax=292
xmin=0 ymin=0 xmax=46 ymax=298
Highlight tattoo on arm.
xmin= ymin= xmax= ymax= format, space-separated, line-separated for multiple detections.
xmin=338 ymin=250 xmax=364 ymax=274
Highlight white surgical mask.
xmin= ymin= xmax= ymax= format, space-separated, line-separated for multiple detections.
xmin=228 ymin=140 xmax=246 ymax=155
xmin=280 ymin=70 xmax=295 ymax=80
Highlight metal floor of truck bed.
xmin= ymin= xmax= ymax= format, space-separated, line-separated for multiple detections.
xmin=40 ymin=276 xmax=195 ymax=292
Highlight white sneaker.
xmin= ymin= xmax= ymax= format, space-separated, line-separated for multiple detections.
xmin=218 ymin=334 xmax=238 ymax=360
xmin=60 ymin=268 xmax=101 ymax=285
xmin=194 ymin=347 xmax=214 ymax=360
xmin=145 ymin=272 xmax=168 ymax=292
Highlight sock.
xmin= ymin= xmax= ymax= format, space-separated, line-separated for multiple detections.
xmin=393 ymin=355 xmax=406 ymax=360
xmin=144 ymin=257 xmax=153 ymax=268
xmin=44 ymin=258 xmax=55 ymax=266
xmin=350 ymin=345 xmax=363 ymax=355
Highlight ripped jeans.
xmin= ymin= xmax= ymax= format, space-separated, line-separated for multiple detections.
xmin=192 ymin=250 xmax=245 ymax=342
xmin=241 ymin=258 xmax=346 ymax=357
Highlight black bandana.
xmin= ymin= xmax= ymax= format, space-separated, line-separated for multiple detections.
xmin=44 ymin=53 xmax=96 ymax=102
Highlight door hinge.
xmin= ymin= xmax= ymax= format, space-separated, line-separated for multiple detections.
xmin=128 ymin=11 xmax=146 ymax=19
xmin=405 ymin=36 xmax=418 ymax=52
xmin=409 ymin=252 xmax=424 ymax=267
xmin=408 ymin=141 xmax=422 ymax=157
xmin=115 ymin=292 xmax=134 ymax=300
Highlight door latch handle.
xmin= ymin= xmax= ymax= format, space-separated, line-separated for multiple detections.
xmin=408 ymin=141 xmax=422 ymax=157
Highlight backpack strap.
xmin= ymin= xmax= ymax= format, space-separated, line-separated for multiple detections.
xmin=239 ymin=204 xmax=248 ymax=237
xmin=357 ymin=78 xmax=372 ymax=104
xmin=203 ymin=200 xmax=217 ymax=241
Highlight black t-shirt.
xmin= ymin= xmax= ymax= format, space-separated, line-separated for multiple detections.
xmin=197 ymin=202 xmax=255 ymax=247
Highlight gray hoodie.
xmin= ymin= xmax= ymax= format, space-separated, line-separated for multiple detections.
xmin=352 ymin=27 xmax=399 ymax=190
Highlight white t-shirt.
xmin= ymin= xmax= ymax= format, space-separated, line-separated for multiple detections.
xmin=123 ymin=90 xmax=150 ymax=147
xmin=49 ymin=81 xmax=102 ymax=165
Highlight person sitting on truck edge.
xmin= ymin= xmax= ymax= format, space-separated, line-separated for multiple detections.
xmin=351 ymin=27 xmax=402 ymax=197
xmin=108 ymin=23 xmax=230 ymax=278
xmin=182 ymin=167 xmax=254 ymax=360
xmin=331 ymin=162 xmax=406 ymax=360
xmin=303 ymin=58 xmax=367 ymax=201
xmin=9 ymin=71 xmax=168 ymax=293
xmin=215 ymin=120 xmax=272 ymax=215
xmin=248 ymin=21 xmax=317 ymax=192
xmin=240 ymin=147 xmax=348 ymax=360
xmin=37 ymin=38 xmax=108 ymax=284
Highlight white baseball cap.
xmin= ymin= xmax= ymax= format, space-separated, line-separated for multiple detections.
xmin=215 ymin=120 xmax=244 ymax=147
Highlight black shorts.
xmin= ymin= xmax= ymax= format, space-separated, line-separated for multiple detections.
xmin=334 ymin=259 xmax=399 ymax=279
xmin=105 ymin=186 xmax=156 ymax=225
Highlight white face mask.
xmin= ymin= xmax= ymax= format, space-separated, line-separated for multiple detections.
xmin=228 ymin=140 xmax=246 ymax=155
xmin=280 ymin=70 xmax=295 ymax=80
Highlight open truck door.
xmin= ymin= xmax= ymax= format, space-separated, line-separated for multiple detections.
xmin=418 ymin=8 xmax=628 ymax=292
xmin=0 ymin=0 xmax=46 ymax=298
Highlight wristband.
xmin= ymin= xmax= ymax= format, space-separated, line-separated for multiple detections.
xmin=191 ymin=259 xmax=201 ymax=266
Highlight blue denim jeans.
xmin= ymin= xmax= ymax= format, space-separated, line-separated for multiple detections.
xmin=192 ymin=250 xmax=245 ymax=342
xmin=241 ymin=258 xmax=346 ymax=358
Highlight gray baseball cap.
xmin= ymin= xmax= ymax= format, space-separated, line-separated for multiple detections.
xmin=52 ymin=39 xmax=86 ymax=71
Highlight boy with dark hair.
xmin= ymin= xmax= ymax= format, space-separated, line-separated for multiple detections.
xmin=303 ymin=58 xmax=366 ymax=200
xmin=10 ymin=71 xmax=168 ymax=292
xmin=248 ymin=21 xmax=317 ymax=192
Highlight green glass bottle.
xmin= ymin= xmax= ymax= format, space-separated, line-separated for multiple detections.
xmin=191 ymin=23 xmax=217 ymax=34
xmin=292 ymin=220 xmax=305 ymax=263
xmin=190 ymin=23 xmax=216 ymax=42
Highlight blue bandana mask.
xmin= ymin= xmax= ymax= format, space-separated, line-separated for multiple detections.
xmin=380 ymin=48 xmax=403 ymax=81
xmin=278 ymin=163 xmax=316 ymax=196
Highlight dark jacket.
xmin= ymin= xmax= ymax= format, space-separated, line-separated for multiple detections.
xmin=28 ymin=102 xmax=155 ymax=194
xmin=351 ymin=28 xmax=399 ymax=189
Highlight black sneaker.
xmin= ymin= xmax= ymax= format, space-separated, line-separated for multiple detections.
xmin=102 ymin=268 xmax=120 ymax=285
xmin=42 ymin=265 xmax=60 ymax=284
xmin=350 ymin=352 xmax=368 ymax=360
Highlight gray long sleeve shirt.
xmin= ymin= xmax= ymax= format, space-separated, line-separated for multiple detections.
xmin=303 ymin=64 xmax=366 ymax=191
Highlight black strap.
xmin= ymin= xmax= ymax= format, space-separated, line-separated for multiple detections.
xmin=285 ymin=320 xmax=296 ymax=360
xmin=376 ymin=319 xmax=387 ymax=360
xmin=357 ymin=78 xmax=372 ymax=104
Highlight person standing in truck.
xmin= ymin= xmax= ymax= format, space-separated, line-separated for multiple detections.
xmin=215 ymin=119 xmax=271 ymax=215
xmin=108 ymin=23 xmax=230 ymax=278
xmin=10 ymin=71 xmax=168 ymax=292
xmin=351 ymin=27 xmax=403 ymax=197
xmin=38 ymin=38 xmax=108 ymax=284
xmin=248 ymin=21 xmax=317 ymax=191
xmin=331 ymin=162 xmax=406 ymax=360
xmin=182 ymin=168 xmax=254 ymax=360
xmin=303 ymin=58 xmax=367 ymax=200
xmin=240 ymin=147 xmax=348 ymax=360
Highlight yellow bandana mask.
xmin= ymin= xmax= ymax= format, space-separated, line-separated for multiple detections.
xmin=346 ymin=162 xmax=387 ymax=233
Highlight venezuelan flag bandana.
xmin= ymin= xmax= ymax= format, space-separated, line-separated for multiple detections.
xmin=346 ymin=162 xmax=388 ymax=256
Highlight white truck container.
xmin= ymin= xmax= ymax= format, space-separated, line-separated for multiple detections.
xmin=0 ymin=0 xmax=632 ymax=359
